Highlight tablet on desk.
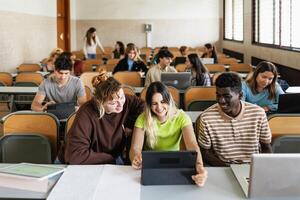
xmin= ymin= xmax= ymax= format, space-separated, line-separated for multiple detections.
xmin=141 ymin=151 xmax=197 ymax=185
xmin=47 ymin=102 xmax=75 ymax=120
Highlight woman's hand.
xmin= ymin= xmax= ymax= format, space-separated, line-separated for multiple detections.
xmin=191 ymin=164 xmax=208 ymax=187
xmin=131 ymin=153 xmax=142 ymax=170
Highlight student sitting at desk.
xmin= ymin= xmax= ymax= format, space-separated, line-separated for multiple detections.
xmin=201 ymin=43 xmax=218 ymax=64
xmin=130 ymin=82 xmax=207 ymax=186
xmin=185 ymin=53 xmax=211 ymax=86
xmin=197 ymin=72 xmax=272 ymax=167
xmin=144 ymin=50 xmax=177 ymax=87
xmin=113 ymin=43 xmax=148 ymax=74
xmin=31 ymin=55 xmax=86 ymax=112
xmin=65 ymin=70 xmax=145 ymax=164
xmin=242 ymin=61 xmax=284 ymax=112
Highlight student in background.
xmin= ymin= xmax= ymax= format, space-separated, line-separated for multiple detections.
xmin=112 ymin=41 xmax=125 ymax=59
xmin=151 ymin=46 xmax=168 ymax=65
xmin=41 ymin=48 xmax=63 ymax=72
xmin=197 ymin=72 xmax=272 ymax=166
xmin=113 ymin=43 xmax=147 ymax=74
xmin=130 ymin=82 xmax=207 ymax=186
xmin=242 ymin=61 xmax=284 ymax=112
xmin=201 ymin=43 xmax=218 ymax=64
xmin=65 ymin=69 xmax=145 ymax=164
xmin=186 ymin=53 xmax=211 ymax=86
xmin=179 ymin=46 xmax=189 ymax=57
xmin=83 ymin=27 xmax=105 ymax=60
xmin=31 ymin=55 xmax=86 ymax=112
xmin=144 ymin=50 xmax=176 ymax=87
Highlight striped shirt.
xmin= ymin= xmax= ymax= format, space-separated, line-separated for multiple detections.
xmin=197 ymin=101 xmax=271 ymax=164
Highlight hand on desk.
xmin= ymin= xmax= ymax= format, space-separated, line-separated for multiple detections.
xmin=131 ymin=153 xmax=142 ymax=169
xmin=192 ymin=164 xmax=208 ymax=187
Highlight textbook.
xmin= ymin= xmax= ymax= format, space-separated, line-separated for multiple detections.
xmin=0 ymin=163 xmax=65 ymax=194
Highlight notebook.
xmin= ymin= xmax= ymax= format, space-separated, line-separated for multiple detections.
xmin=161 ymin=72 xmax=191 ymax=90
xmin=141 ymin=151 xmax=197 ymax=185
xmin=200 ymin=58 xmax=214 ymax=64
xmin=277 ymin=93 xmax=300 ymax=113
xmin=231 ymin=154 xmax=300 ymax=198
xmin=47 ymin=102 xmax=76 ymax=120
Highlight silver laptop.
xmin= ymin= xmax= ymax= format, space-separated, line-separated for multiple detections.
xmin=161 ymin=72 xmax=191 ymax=90
xmin=200 ymin=58 xmax=214 ymax=64
xmin=231 ymin=154 xmax=300 ymax=199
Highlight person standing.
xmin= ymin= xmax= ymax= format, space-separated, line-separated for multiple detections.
xmin=83 ymin=27 xmax=105 ymax=59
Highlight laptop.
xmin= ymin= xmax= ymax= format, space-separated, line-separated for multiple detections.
xmin=200 ymin=58 xmax=214 ymax=64
xmin=231 ymin=154 xmax=300 ymax=198
xmin=161 ymin=72 xmax=191 ymax=90
xmin=46 ymin=102 xmax=76 ymax=120
xmin=278 ymin=93 xmax=300 ymax=113
xmin=141 ymin=151 xmax=197 ymax=185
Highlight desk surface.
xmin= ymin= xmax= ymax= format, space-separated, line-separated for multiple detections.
xmin=47 ymin=165 xmax=245 ymax=200
xmin=286 ymin=86 xmax=300 ymax=93
xmin=0 ymin=86 xmax=38 ymax=94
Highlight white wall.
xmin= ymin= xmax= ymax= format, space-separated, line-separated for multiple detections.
xmin=74 ymin=0 xmax=222 ymax=50
xmin=0 ymin=0 xmax=56 ymax=17
xmin=0 ymin=0 xmax=57 ymax=72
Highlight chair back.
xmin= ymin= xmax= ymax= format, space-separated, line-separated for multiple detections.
xmin=80 ymin=72 xmax=99 ymax=91
xmin=0 ymin=134 xmax=52 ymax=164
xmin=205 ymin=64 xmax=226 ymax=73
xmin=140 ymin=86 xmax=180 ymax=106
xmin=187 ymin=100 xmax=216 ymax=111
xmin=18 ymin=64 xmax=41 ymax=72
xmin=184 ymin=86 xmax=216 ymax=110
xmin=65 ymin=112 xmax=76 ymax=135
xmin=82 ymin=59 xmax=103 ymax=72
xmin=107 ymin=59 xmax=120 ymax=65
xmin=96 ymin=64 xmax=115 ymax=72
xmin=85 ymin=85 xmax=93 ymax=101
xmin=176 ymin=64 xmax=187 ymax=72
xmin=218 ymin=58 xmax=238 ymax=65
xmin=123 ymin=85 xmax=136 ymax=96
xmin=272 ymin=135 xmax=300 ymax=153
xmin=229 ymin=63 xmax=253 ymax=73
xmin=268 ymin=113 xmax=300 ymax=140
xmin=2 ymin=111 xmax=60 ymax=161
xmin=0 ymin=72 xmax=13 ymax=86
xmin=114 ymin=72 xmax=142 ymax=87
xmin=15 ymin=72 xmax=44 ymax=85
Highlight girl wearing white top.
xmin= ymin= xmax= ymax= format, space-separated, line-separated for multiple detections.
xmin=83 ymin=27 xmax=105 ymax=59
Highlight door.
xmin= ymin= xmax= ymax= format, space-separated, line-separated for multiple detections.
xmin=57 ymin=0 xmax=70 ymax=51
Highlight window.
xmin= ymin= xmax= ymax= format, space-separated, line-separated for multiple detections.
xmin=253 ymin=0 xmax=300 ymax=51
xmin=224 ymin=0 xmax=244 ymax=41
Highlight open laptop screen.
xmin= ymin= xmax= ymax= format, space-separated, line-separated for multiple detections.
xmin=46 ymin=102 xmax=76 ymax=120
xmin=161 ymin=72 xmax=191 ymax=90
xmin=278 ymin=93 xmax=300 ymax=113
xmin=141 ymin=151 xmax=197 ymax=185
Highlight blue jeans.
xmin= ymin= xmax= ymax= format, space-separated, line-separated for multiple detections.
xmin=87 ymin=54 xmax=96 ymax=59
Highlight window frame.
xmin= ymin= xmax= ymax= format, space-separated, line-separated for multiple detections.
xmin=223 ymin=0 xmax=244 ymax=43
xmin=252 ymin=0 xmax=300 ymax=53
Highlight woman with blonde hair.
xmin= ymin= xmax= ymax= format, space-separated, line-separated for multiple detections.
xmin=65 ymin=69 xmax=145 ymax=164
xmin=41 ymin=48 xmax=63 ymax=72
xmin=130 ymin=82 xmax=207 ymax=187
xmin=113 ymin=43 xmax=148 ymax=74
xmin=242 ymin=61 xmax=284 ymax=112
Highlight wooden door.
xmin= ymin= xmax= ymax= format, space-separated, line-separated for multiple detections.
xmin=57 ymin=0 xmax=70 ymax=51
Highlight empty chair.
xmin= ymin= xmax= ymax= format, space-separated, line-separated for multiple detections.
xmin=0 ymin=134 xmax=52 ymax=164
xmin=176 ymin=64 xmax=187 ymax=72
xmin=272 ymin=135 xmax=300 ymax=153
xmin=17 ymin=64 xmax=41 ymax=73
xmin=2 ymin=111 xmax=60 ymax=161
xmin=113 ymin=71 xmax=142 ymax=87
xmin=184 ymin=86 xmax=216 ymax=110
xmin=0 ymin=72 xmax=13 ymax=86
xmin=82 ymin=59 xmax=103 ymax=72
xmin=15 ymin=72 xmax=44 ymax=85
xmin=65 ymin=112 xmax=76 ymax=135
xmin=205 ymin=64 xmax=226 ymax=73
xmin=268 ymin=113 xmax=300 ymax=140
xmin=229 ymin=63 xmax=253 ymax=73
xmin=140 ymin=86 xmax=180 ymax=106
xmin=80 ymin=72 xmax=99 ymax=91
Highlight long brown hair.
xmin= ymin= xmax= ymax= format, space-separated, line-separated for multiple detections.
xmin=92 ymin=69 xmax=122 ymax=118
xmin=85 ymin=27 xmax=96 ymax=46
xmin=246 ymin=61 xmax=278 ymax=100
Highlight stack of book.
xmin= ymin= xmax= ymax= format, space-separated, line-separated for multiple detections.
xmin=0 ymin=163 xmax=65 ymax=199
